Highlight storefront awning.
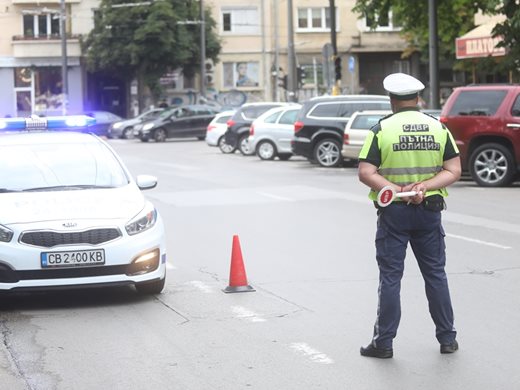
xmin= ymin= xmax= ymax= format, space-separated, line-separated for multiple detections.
xmin=455 ymin=20 xmax=506 ymax=59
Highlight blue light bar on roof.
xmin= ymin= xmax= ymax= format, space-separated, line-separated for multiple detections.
xmin=0 ymin=115 xmax=96 ymax=131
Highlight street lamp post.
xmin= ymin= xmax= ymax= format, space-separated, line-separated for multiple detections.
xmin=200 ymin=0 xmax=206 ymax=100
xmin=287 ymin=0 xmax=296 ymax=102
xmin=428 ymin=0 xmax=440 ymax=109
xmin=60 ymin=0 xmax=68 ymax=114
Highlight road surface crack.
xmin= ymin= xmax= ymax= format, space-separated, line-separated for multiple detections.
xmin=154 ymin=296 xmax=190 ymax=324
xmin=0 ymin=318 xmax=33 ymax=390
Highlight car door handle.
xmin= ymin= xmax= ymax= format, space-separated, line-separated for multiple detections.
xmin=506 ymin=123 xmax=520 ymax=129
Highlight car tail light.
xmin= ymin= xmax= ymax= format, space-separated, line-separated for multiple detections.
xmin=227 ymin=119 xmax=236 ymax=128
xmin=249 ymin=124 xmax=255 ymax=136
xmin=439 ymin=116 xmax=448 ymax=124
xmin=207 ymin=124 xmax=216 ymax=132
xmin=294 ymin=121 xmax=304 ymax=134
xmin=343 ymin=133 xmax=350 ymax=145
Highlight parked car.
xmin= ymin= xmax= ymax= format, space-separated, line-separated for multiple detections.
xmin=0 ymin=129 xmax=166 ymax=294
xmin=341 ymin=110 xmax=392 ymax=161
xmin=136 ymin=105 xmax=219 ymax=142
xmin=222 ymin=102 xmax=290 ymax=155
xmin=83 ymin=110 xmax=124 ymax=137
xmin=440 ymin=84 xmax=520 ymax=186
xmin=422 ymin=109 xmax=442 ymax=119
xmin=108 ymin=108 xmax=165 ymax=139
xmin=248 ymin=104 xmax=302 ymax=160
xmin=291 ymin=95 xmax=391 ymax=167
xmin=205 ymin=110 xmax=236 ymax=151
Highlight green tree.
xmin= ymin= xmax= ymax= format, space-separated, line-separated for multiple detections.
xmin=492 ymin=0 xmax=520 ymax=79
xmin=352 ymin=0 xmax=499 ymax=63
xmin=82 ymin=0 xmax=221 ymax=110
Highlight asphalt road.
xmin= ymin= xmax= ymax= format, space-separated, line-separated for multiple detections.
xmin=1 ymin=138 xmax=519 ymax=390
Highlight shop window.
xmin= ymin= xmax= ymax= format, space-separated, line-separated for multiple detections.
xmin=34 ymin=68 xmax=63 ymax=112
xmin=14 ymin=67 xmax=64 ymax=114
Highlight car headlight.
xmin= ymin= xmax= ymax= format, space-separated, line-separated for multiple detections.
xmin=142 ymin=123 xmax=154 ymax=131
xmin=0 ymin=224 xmax=13 ymax=242
xmin=112 ymin=122 xmax=123 ymax=129
xmin=125 ymin=203 xmax=157 ymax=235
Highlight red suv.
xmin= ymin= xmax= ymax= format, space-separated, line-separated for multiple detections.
xmin=440 ymin=85 xmax=520 ymax=186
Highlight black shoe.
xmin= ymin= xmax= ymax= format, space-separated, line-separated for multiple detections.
xmin=360 ymin=343 xmax=393 ymax=359
xmin=440 ymin=340 xmax=459 ymax=354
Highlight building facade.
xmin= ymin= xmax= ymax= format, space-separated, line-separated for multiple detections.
xmin=197 ymin=0 xmax=413 ymax=106
xmin=0 ymin=0 xmax=96 ymax=117
xmin=0 ymin=0 xmax=416 ymax=117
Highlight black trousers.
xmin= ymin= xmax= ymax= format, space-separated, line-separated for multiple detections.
xmin=371 ymin=202 xmax=457 ymax=348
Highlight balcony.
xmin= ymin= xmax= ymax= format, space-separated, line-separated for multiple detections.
xmin=12 ymin=34 xmax=82 ymax=58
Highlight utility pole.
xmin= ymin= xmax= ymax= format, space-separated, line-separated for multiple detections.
xmin=60 ymin=0 xmax=68 ymax=114
xmin=200 ymin=0 xmax=206 ymax=100
xmin=287 ymin=0 xmax=296 ymax=102
xmin=329 ymin=0 xmax=340 ymax=95
xmin=273 ymin=0 xmax=280 ymax=101
xmin=428 ymin=0 xmax=439 ymax=109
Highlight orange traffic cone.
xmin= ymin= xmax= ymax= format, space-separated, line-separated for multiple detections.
xmin=223 ymin=235 xmax=255 ymax=293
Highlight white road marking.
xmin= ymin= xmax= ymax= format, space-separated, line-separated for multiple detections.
xmin=231 ymin=306 xmax=266 ymax=323
xmin=289 ymin=342 xmax=334 ymax=365
xmin=166 ymin=263 xmax=176 ymax=270
xmin=256 ymin=191 xmax=294 ymax=202
xmin=446 ymin=233 xmax=512 ymax=249
xmin=188 ymin=280 xmax=213 ymax=293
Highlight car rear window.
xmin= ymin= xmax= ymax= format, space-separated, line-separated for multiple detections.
xmin=216 ymin=115 xmax=232 ymax=123
xmin=448 ymin=90 xmax=507 ymax=116
xmin=241 ymin=105 xmax=281 ymax=120
xmin=352 ymin=114 xmax=385 ymax=129
xmin=309 ymin=103 xmax=340 ymax=118
xmin=279 ymin=109 xmax=299 ymax=124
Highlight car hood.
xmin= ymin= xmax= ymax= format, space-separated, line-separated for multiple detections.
xmin=0 ymin=186 xmax=146 ymax=225
xmin=118 ymin=118 xmax=140 ymax=127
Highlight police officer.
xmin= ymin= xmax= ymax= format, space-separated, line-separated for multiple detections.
xmin=358 ymin=73 xmax=461 ymax=358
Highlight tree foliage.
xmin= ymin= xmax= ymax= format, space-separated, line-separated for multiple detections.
xmin=492 ymin=0 xmax=520 ymax=76
xmin=352 ymin=0 xmax=499 ymax=62
xmin=82 ymin=0 xmax=221 ymax=97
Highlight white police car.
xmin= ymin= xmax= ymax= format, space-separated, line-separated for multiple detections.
xmin=0 ymin=116 xmax=167 ymax=294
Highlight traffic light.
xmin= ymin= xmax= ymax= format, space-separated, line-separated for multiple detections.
xmin=205 ymin=60 xmax=215 ymax=85
xmin=278 ymin=75 xmax=288 ymax=90
xmin=297 ymin=66 xmax=307 ymax=88
xmin=334 ymin=56 xmax=342 ymax=81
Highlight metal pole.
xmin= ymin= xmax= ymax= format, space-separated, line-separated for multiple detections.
xmin=330 ymin=0 xmax=340 ymax=95
xmin=60 ymin=0 xmax=68 ymax=114
xmin=273 ymin=0 xmax=280 ymax=101
xmin=200 ymin=0 xmax=206 ymax=100
xmin=313 ymin=57 xmax=318 ymax=96
xmin=428 ymin=0 xmax=439 ymax=109
xmin=287 ymin=0 xmax=296 ymax=102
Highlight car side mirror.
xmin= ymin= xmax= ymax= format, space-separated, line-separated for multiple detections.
xmin=136 ymin=174 xmax=158 ymax=190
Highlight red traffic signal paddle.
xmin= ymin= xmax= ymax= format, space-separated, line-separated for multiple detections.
xmin=377 ymin=186 xmax=419 ymax=208
xmin=223 ymin=235 xmax=255 ymax=293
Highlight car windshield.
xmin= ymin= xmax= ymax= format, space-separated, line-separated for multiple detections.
xmin=0 ymin=140 xmax=129 ymax=192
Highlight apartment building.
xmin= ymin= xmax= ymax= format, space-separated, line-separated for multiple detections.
xmin=0 ymin=0 xmax=414 ymax=117
xmin=0 ymin=0 xmax=97 ymax=117
xmin=200 ymin=0 xmax=414 ymax=104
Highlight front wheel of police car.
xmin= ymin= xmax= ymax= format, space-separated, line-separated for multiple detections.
xmin=0 ymin=116 xmax=167 ymax=295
